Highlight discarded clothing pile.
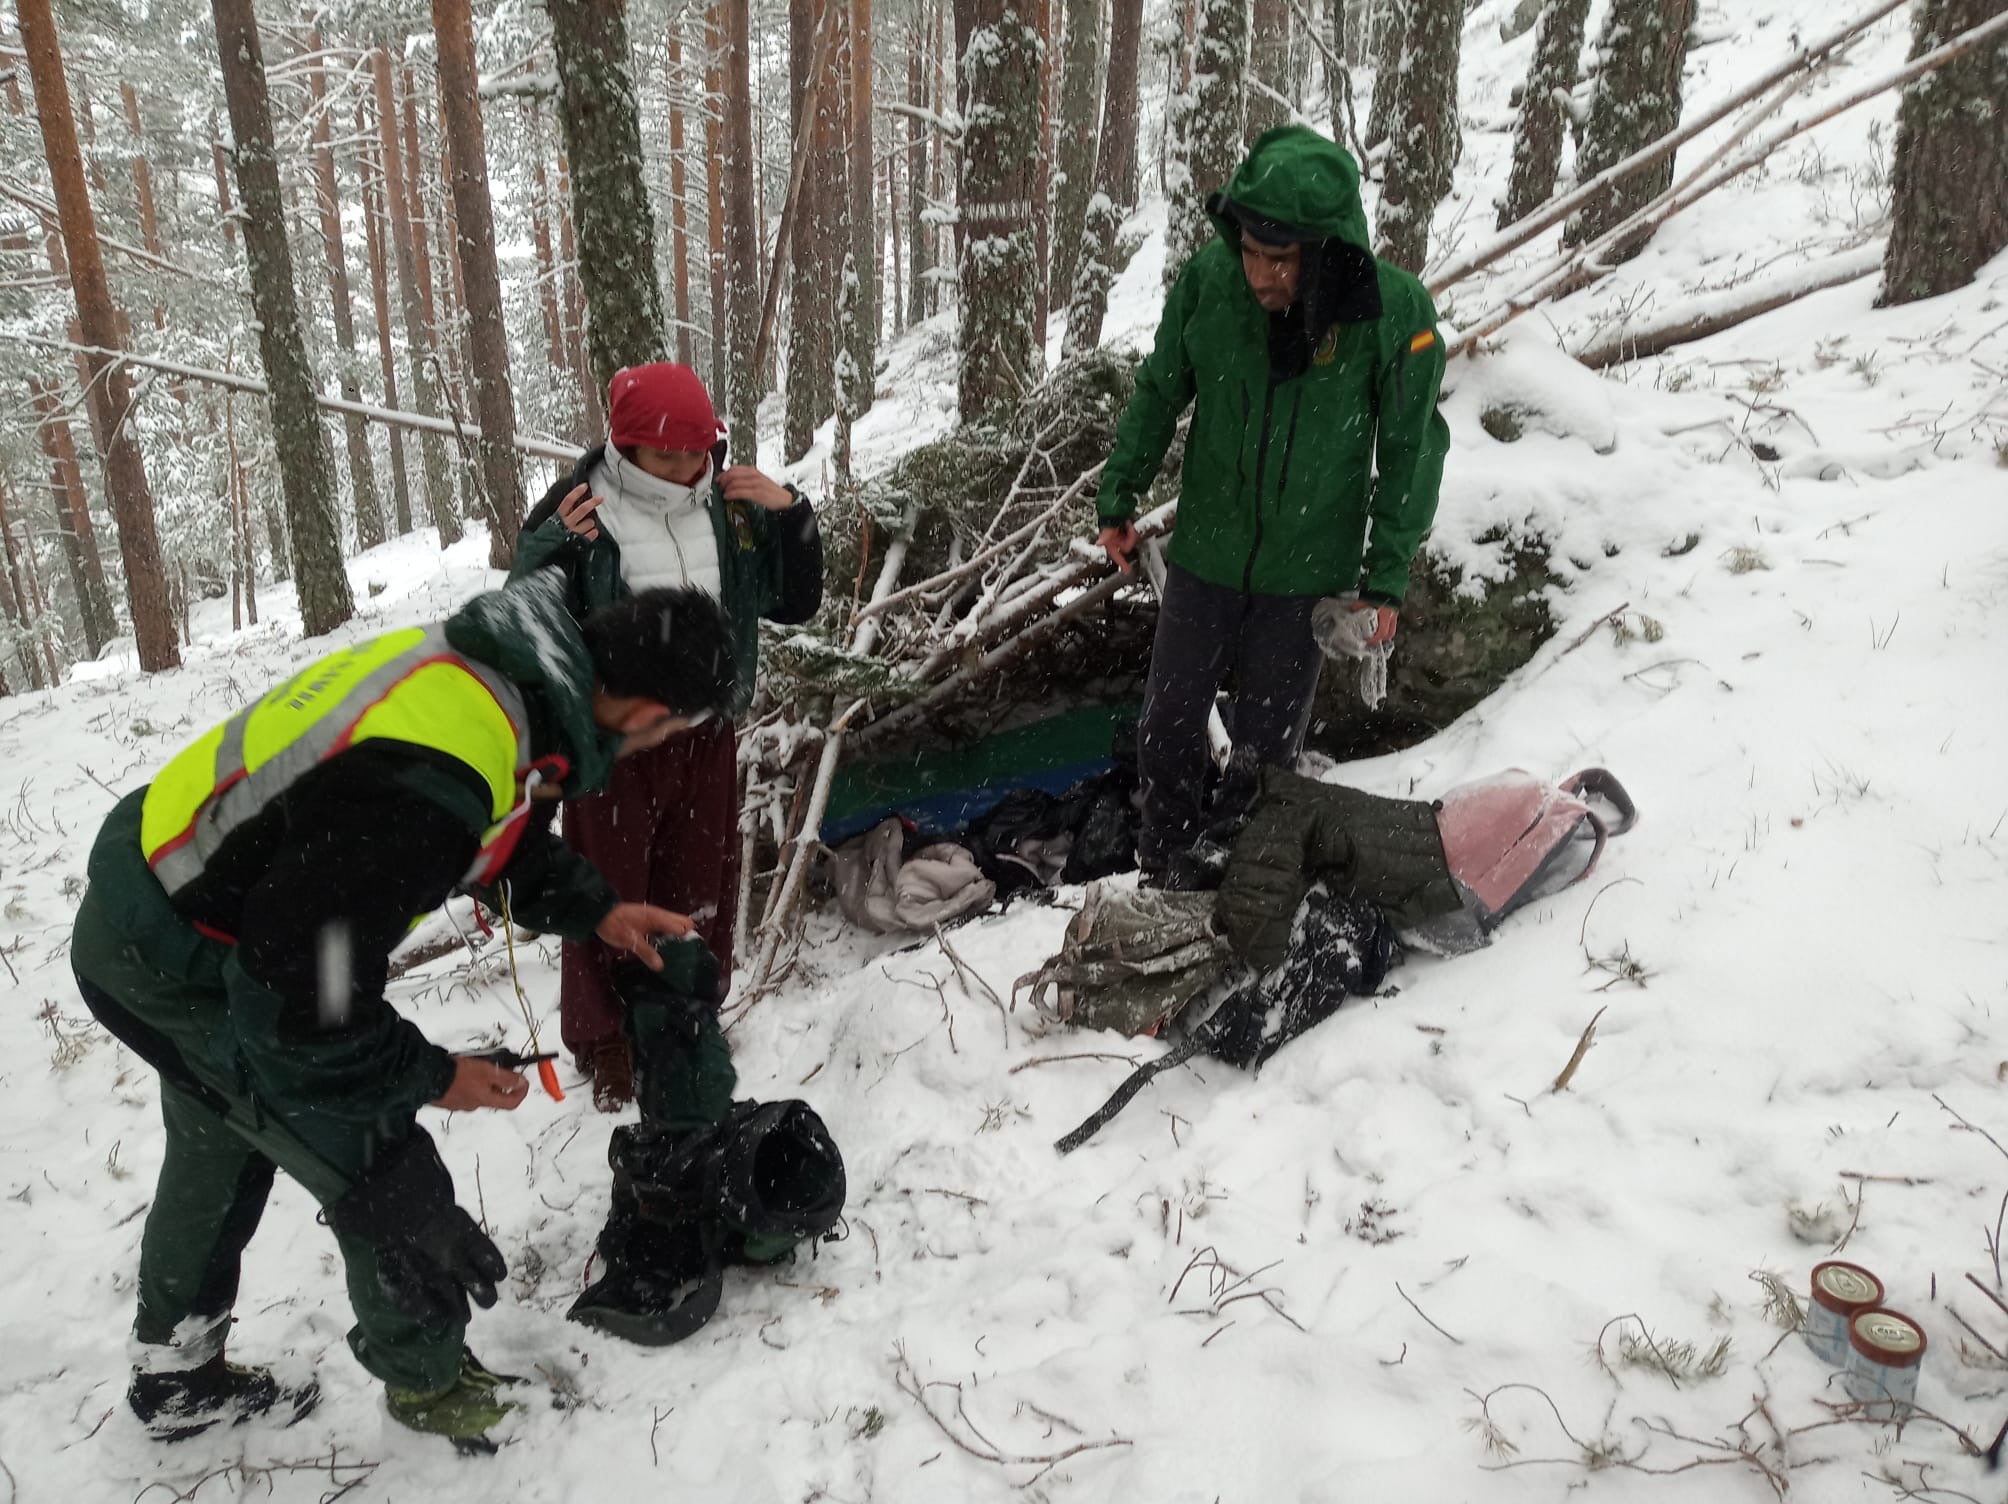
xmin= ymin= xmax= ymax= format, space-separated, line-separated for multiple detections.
xmin=1024 ymin=765 xmax=1636 ymax=1152
xmin=825 ymin=757 xmax=1143 ymax=937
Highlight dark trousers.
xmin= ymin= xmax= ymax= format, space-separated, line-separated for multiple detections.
xmin=560 ymin=719 xmax=741 ymax=1059
xmin=71 ymin=916 xmax=462 ymax=1395
xmin=1137 ymin=564 xmax=1324 ymax=871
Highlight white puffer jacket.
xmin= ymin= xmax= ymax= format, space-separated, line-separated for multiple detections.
xmin=587 ymin=449 xmax=724 ymax=599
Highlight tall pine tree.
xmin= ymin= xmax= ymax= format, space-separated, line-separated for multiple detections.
xmin=213 ymin=0 xmax=354 ymax=637
xmin=957 ymin=0 xmax=1043 ymax=419
xmin=1163 ymin=0 xmax=1248 ymax=286
xmin=551 ymin=0 xmax=671 ymax=389
xmin=1374 ymin=0 xmax=1461 ymax=273
xmin=1564 ymin=0 xmax=1695 ymax=261
xmin=1497 ymin=0 xmax=1592 ymax=228
xmin=1880 ymin=0 xmax=2008 ymax=305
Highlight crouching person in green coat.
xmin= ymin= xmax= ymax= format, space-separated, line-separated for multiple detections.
xmin=1093 ymin=125 xmax=1452 ymax=886
xmin=71 ymin=570 xmax=737 ymax=1451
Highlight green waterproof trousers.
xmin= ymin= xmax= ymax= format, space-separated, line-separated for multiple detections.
xmin=72 ymin=877 xmax=465 ymax=1396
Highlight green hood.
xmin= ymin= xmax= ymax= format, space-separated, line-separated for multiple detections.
xmin=1208 ymin=126 xmax=1373 ymax=252
xmin=444 ymin=568 xmax=624 ymax=797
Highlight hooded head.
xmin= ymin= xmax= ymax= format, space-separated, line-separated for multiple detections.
xmin=445 ymin=570 xmax=737 ymax=796
xmin=1206 ymin=126 xmax=1383 ymax=379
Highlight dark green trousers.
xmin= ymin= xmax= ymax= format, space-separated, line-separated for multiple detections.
xmin=73 ymin=888 xmax=465 ymax=1395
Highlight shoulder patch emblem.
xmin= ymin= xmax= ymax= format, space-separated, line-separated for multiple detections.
xmin=730 ymin=501 xmax=756 ymax=551
xmin=1409 ymin=330 xmax=1437 ymax=354
xmin=1312 ymin=328 xmax=1340 ymax=367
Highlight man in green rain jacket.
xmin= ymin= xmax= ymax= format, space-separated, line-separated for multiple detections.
xmin=1094 ymin=125 xmax=1451 ymax=882
xmin=70 ymin=572 xmax=736 ymax=1450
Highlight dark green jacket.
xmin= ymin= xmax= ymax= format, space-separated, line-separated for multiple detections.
xmin=512 ymin=446 xmax=824 ymax=718
xmin=73 ymin=573 xmax=624 ymax=1135
xmin=1100 ymin=126 xmax=1450 ymax=602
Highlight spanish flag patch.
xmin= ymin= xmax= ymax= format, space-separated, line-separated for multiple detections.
xmin=1409 ymin=330 xmax=1437 ymax=354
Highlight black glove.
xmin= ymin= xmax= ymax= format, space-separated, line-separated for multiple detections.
xmin=325 ymin=1130 xmax=506 ymax=1328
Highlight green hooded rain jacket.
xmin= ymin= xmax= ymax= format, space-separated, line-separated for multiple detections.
xmin=1100 ymin=126 xmax=1450 ymax=602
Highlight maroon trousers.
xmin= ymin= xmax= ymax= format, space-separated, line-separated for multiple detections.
xmin=559 ymin=719 xmax=741 ymax=1058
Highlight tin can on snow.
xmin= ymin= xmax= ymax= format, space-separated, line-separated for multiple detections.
xmin=1805 ymin=1262 xmax=1884 ymax=1367
xmin=1843 ymin=1309 xmax=1926 ymax=1418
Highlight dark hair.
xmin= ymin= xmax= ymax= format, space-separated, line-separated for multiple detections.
xmin=580 ymin=586 xmax=737 ymax=718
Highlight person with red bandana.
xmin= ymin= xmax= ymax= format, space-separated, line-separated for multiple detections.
xmin=511 ymin=364 xmax=823 ymax=1113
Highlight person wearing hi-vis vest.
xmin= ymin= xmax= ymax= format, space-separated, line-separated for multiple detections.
xmin=68 ymin=569 xmax=737 ymax=1452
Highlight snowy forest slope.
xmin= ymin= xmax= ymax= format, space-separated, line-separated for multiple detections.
xmin=0 ymin=0 xmax=2004 ymax=1499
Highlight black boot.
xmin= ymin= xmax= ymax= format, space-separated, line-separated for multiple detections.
xmin=128 ymin=1355 xmax=320 ymax=1442
xmin=566 ymin=1186 xmax=723 ymax=1348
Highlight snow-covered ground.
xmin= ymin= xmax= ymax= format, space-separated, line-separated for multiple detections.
xmin=4 ymin=0 xmax=2007 ymax=1497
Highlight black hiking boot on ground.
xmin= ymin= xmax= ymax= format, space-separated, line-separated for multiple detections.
xmin=128 ymin=1356 xmax=320 ymax=1442
xmin=567 ymin=1196 xmax=723 ymax=1348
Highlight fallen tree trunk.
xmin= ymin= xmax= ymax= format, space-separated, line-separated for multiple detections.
xmin=1574 ymin=244 xmax=1883 ymax=368
xmin=0 ymin=333 xmax=578 ymax=462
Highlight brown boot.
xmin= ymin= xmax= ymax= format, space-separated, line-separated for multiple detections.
xmin=583 ymin=1040 xmax=634 ymax=1114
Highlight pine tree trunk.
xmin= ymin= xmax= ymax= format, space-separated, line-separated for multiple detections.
xmin=308 ymin=35 xmax=385 ymax=550
xmin=528 ymin=101 xmax=571 ymax=385
xmin=1564 ymin=0 xmax=1695 ymax=261
xmin=372 ymin=47 xmax=460 ymax=547
xmin=1062 ymin=0 xmax=1141 ymax=355
xmin=888 ymin=146 xmax=903 ymax=329
xmin=0 ymin=479 xmax=51 ymax=690
xmin=358 ymin=102 xmax=415 ymax=536
xmin=931 ymin=2 xmax=948 ymax=318
xmin=118 ymin=83 xmax=169 ymax=336
xmin=550 ymin=0 xmax=672 ymax=392
xmin=1031 ymin=0 xmax=1055 ymax=354
xmin=1363 ymin=0 xmax=1403 ymax=149
xmin=957 ymin=0 xmax=1043 ymax=420
xmin=723 ymin=0 xmax=762 ymax=460
xmin=1497 ymin=0 xmax=1592 ymax=228
xmin=1164 ymin=0 xmax=1249 ymax=286
xmin=556 ymin=154 xmax=604 ymax=438
xmin=28 ymin=377 xmax=117 ymax=654
xmin=1880 ymin=0 xmax=2008 ymax=306
xmin=434 ymin=0 xmax=525 ymax=563
xmin=1374 ymin=0 xmax=1461 ymax=272
xmin=669 ymin=28 xmax=695 ymax=367
xmin=849 ymin=0 xmax=878 ymax=416
xmin=1248 ymin=0 xmax=1291 ymax=140
xmin=906 ymin=41 xmax=927 ymax=328
xmin=1051 ymin=0 xmax=1105 ymax=308
xmin=17 ymin=0 xmax=178 ymax=670
xmin=211 ymin=132 xmax=237 ymax=248
xmin=785 ymin=0 xmax=838 ymax=462
xmin=212 ymin=0 xmax=355 ymax=638
xmin=705 ymin=1 xmax=729 ymax=395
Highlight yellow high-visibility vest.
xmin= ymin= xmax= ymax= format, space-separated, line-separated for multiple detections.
xmin=141 ymin=626 xmax=540 ymax=904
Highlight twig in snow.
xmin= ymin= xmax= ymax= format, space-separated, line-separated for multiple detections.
xmin=650 ymin=1406 xmax=669 ymax=1466
xmin=1557 ymin=603 xmax=1631 ymax=660
xmin=1551 ymin=1006 xmax=1608 ymax=1094
xmin=1967 ymin=1272 xmax=2008 ymax=1321
xmin=1396 ymin=1281 xmax=1462 ymax=1345
xmin=1007 ymin=1051 xmax=1142 ymax=1074
xmin=1935 ymin=1095 xmax=2008 ymax=1166
xmin=1830 ymin=1179 xmax=1865 ymax=1257
xmin=891 ymin=1347 xmax=1132 ymax=1486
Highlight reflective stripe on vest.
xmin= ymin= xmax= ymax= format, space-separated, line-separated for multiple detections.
xmin=141 ymin=626 xmax=533 ymax=897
